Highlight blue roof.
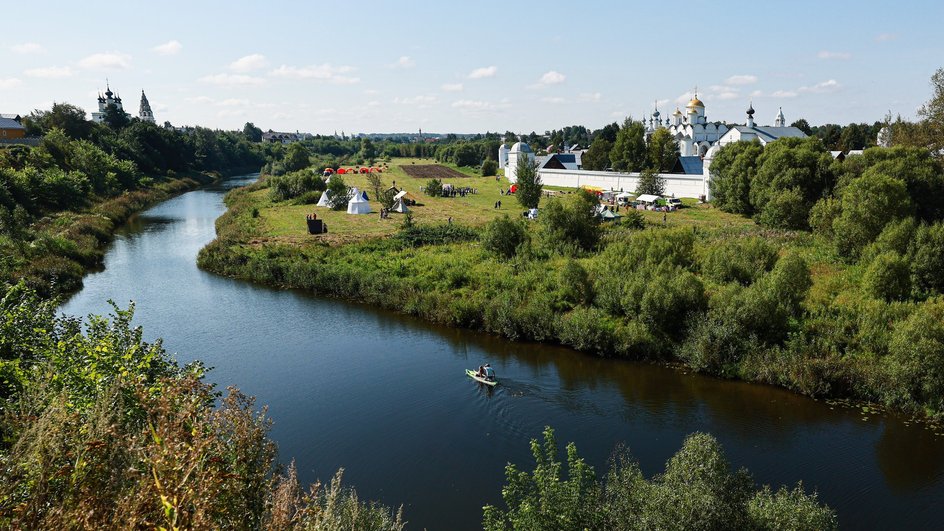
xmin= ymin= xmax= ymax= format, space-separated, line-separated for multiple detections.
xmin=555 ymin=154 xmax=576 ymax=163
xmin=0 ymin=117 xmax=25 ymax=130
xmin=678 ymin=156 xmax=703 ymax=174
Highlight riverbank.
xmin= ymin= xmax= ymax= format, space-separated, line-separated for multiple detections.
xmin=198 ymin=167 xmax=944 ymax=423
xmin=8 ymin=166 xmax=257 ymax=299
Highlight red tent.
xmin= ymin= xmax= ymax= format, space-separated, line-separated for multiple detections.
xmin=324 ymin=167 xmax=334 ymax=173
xmin=510 ymin=184 xmax=518 ymax=193
xmin=360 ymin=167 xmax=369 ymax=174
xmin=337 ymin=168 xmax=347 ymax=174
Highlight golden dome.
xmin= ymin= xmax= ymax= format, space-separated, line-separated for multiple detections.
xmin=687 ymin=97 xmax=705 ymax=108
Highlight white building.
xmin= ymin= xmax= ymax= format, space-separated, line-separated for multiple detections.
xmin=711 ymin=104 xmax=806 ymax=149
xmin=139 ymin=90 xmax=155 ymax=123
xmin=647 ymin=95 xmax=729 ymax=157
xmin=504 ymin=141 xmax=535 ymax=182
xmin=91 ymin=82 xmax=127 ymax=123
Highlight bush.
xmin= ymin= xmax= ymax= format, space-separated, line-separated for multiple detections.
xmin=556 ymin=259 xmax=594 ymax=308
xmin=833 ymin=173 xmax=913 ymax=260
xmin=481 ymin=215 xmax=528 ymax=259
xmin=888 ymin=299 xmax=944 ymax=411
xmin=910 ymin=221 xmax=944 ymax=295
xmin=862 ymin=251 xmax=911 ymax=301
xmin=539 ymin=191 xmax=600 ymax=255
xmin=757 ymin=187 xmax=809 ymax=230
xmin=481 ymin=159 xmax=498 ymax=177
xmin=808 ymin=196 xmax=841 ymax=237
xmin=699 ymin=236 xmax=778 ymax=285
xmin=267 ymin=169 xmax=326 ymax=202
xmin=425 ymin=178 xmax=443 ymax=197
xmin=326 ymin=174 xmax=350 ymax=210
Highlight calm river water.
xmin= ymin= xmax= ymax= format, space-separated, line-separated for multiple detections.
xmin=61 ymin=175 xmax=944 ymax=530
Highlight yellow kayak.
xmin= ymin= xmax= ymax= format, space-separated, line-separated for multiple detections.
xmin=466 ymin=369 xmax=498 ymax=386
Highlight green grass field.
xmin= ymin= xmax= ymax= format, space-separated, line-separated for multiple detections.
xmin=256 ymin=157 xmax=754 ymax=244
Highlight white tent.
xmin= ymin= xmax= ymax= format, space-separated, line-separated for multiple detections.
xmin=390 ymin=198 xmax=410 ymax=213
xmin=316 ymin=190 xmax=332 ymax=207
xmin=393 ymin=190 xmax=417 ymax=204
xmin=346 ymin=187 xmax=372 ymax=215
xmin=636 ymin=194 xmax=662 ymax=204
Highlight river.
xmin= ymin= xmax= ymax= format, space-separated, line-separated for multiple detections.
xmin=61 ymin=175 xmax=944 ymax=530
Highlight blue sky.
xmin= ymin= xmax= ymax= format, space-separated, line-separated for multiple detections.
xmin=2 ymin=1 xmax=941 ymax=134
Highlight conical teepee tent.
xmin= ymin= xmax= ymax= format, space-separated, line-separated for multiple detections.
xmin=390 ymin=198 xmax=410 ymax=213
xmin=316 ymin=190 xmax=332 ymax=207
xmin=346 ymin=187 xmax=372 ymax=215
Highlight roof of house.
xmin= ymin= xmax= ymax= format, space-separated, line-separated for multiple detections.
xmin=539 ymin=153 xmax=579 ymax=170
xmin=0 ymin=117 xmax=25 ymax=130
xmin=677 ymin=156 xmax=704 ymax=175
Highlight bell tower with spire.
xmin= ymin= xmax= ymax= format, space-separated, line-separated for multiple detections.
xmin=139 ymin=90 xmax=155 ymax=123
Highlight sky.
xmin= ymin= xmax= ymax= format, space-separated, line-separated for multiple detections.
xmin=2 ymin=1 xmax=942 ymax=134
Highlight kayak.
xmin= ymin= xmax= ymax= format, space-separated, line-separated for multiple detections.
xmin=466 ymin=369 xmax=498 ymax=386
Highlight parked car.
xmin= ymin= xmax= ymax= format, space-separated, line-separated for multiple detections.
xmin=666 ymin=198 xmax=683 ymax=208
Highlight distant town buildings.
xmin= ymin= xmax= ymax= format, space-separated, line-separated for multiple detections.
xmin=262 ymin=130 xmax=314 ymax=143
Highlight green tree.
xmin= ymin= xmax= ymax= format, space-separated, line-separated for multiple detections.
xmin=366 ymin=172 xmax=384 ymax=201
xmin=284 ymin=143 xmax=312 ymax=173
xmin=482 ymin=427 xmax=601 ymax=531
xmin=646 ymin=128 xmax=679 ymax=171
xmin=888 ymin=299 xmax=944 ymax=412
xmin=539 ymin=191 xmax=600 ymax=255
xmin=425 ymin=178 xmax=443 ymax=197
xmin=863 ymin=251 xmax=911 ymax=301
xmin=24 ymin=103 xmax=94 ymax=139
xmin=481 ymin=215 xmax=529 ymax=259
xmin=326 ymin=175 xmax=350 ymax=210
xmin=102 ymin=104 xmax=130 ymax=130
xmin=707 ymin=140 xmax=763 ymax=214
xmin=635 ymin=168 xmax=666 ymax=196
xmin=790 ymin=118 xmax=813 ymax=136
xmin=242 ymin=122 xmax=263 ymax=142
xmin=910 ymin=221 xmax=944 ymax=295
xmin=750 ymin=137 xmax=834 ymax=229
xmin=833 ymin=173 xmax=913 ymax=260
xmin=609 ymin=118 xmax=646 ymax=172
xmin=917 ymin=67 xmax=944 ymax=155
xmin=514 ymin=157 xmax=542 ymax=209
xmin=453 ymin=143 xmax=479 ymax=167
xmin=481 ymin=159 xmax=498 ymax=177
xmin=581 ymin=136 xmax=613 ymax=170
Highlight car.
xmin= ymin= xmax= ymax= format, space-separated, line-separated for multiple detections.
xmin=666 ymin=198 xmax=683 ymax=208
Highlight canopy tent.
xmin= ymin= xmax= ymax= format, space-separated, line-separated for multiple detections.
xmin=394 ymin=190 xmax=418 ymax=204
xmin=616 ymin=192 xmax=636 ymax=199
xmin=390 ymin=198 xmax=410 ymax=213
xmin=595 ymin=204 xmax=620 ymax=220
xmin=636 ymin=194 xmax=662 ymax=204
xmin=346 ymin=187 xmax=372 ymax=215
xmin=316 ymin=190 xmax=332 ymax=207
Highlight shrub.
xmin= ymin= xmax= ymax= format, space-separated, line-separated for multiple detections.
xmin=326 ymin=174 xmax=350 ymax=210
xmin=267 ymin=169 xmax=326 ymax=202
xmin=757 ymin=187 xmax=809 ymax=230
xmin=808 ymin=196 xmax=841 ymax=237
xmin=556 ymin=259 xmax=594 ymax=309
xmin=910 ymin=221 xmax=944 ymax=296
xmin=425 ymin=178 xmax=443 ymax=197
xmin=862 ymin=251 xmax=911 ymax=301
xmin=539 ymin=191 xmax=600 ymax=255
xmin=699 ymin=236 xmax=778 ymax=285
xmin=887 ymin=299 xmax=944 ymax=411
xmin=833 ymin=173 xmax=913 ymax=260
xmin=481 ymin=215 xmax=528 ymax=259
xmin=481 ymin=159 xmax=498 ymax=177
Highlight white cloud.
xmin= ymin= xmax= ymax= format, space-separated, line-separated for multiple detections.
xmin=0 ymin=78 xmax=22 ymax=89
xmin=217 ymin=108 xmax=246 ymax=118
xmin=230 ymin=54 xmax=268 ymax=72
xmin=152 ymin=40 xmax=183 ymax=56
xmin=268 ymin=64 xmax=359 ymax=84
xmin=389 ymin=56 xmax=415 ymax=69
xmin=610 ymin=109 xmax=627 ymax=118
xmin=451 ymin=99 xmax=509 ymax=112
xmin=750 ymin=90 xmax=764 ymax=97
xmin=578 ymin=92 xmax=602 ymax=102
xmin=817 ymin=51 xmax=851 ymax=60
xmin=78 ymin=52 xmax=132 ymax=71
xmin=394 ymin=95 xmax=438 ymax=106
xmin=716 ymin=91 xmax=740 ymax=100
xmin=725 ymin=74 xmax=757 ymax=85
xmin=198 ymin=73 xmax=266 ymax=86
xmin=771 ymin=90 xmax=798 ymax=98
xmin=540 ymin=96 xmax=566 ymax=104
xmin=12 ymin=42 xmax=44 ymax=54
xmin=538 ymin=70 xmax=566 ymax=85
xmin=367 ymin=100 xmax=381 ymax=107
xmin=675 ymin=92 xmax=694 ymax=105
xmin=441 ymin=83 xmax=463 ymax=92
xmin=799 ymin=79 xmax=841 ymax=93
xmin=218 ymin=98 xmax=250 ymax=107
xmin=467 ymin=66 xmax=497 ymax=79
xmin=876 ymin=33 xmax=897 ymax=42
xmin=25 ymin=66 xmax=73 ymax=79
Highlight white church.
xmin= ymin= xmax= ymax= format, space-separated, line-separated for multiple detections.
xmin=500 ymin=94 xmax=807 ymax=200
xmin=91 ymin=82 xmax=156 ymax=124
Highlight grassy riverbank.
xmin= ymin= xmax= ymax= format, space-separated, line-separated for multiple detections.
xmin=3 ymin=168 xmax=255 ymax=300
xmin=198 ymin=158 xmax=944 ymax=423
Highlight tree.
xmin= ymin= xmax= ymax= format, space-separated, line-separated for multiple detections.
xmin=791 ymin=118 xmax=813 ymax=136
xmin=581 ymin=137 xmax=613 ymax=171
xmin=609 ymin=118 xmax=646 ymax=172
xmin=708 ymin=140 xmax=764 ymax=214
xmin=326 ymin=175 xmax=349 ymax=210
xmin=366 ymin=173 xmax=384 ymax=201
xmin=481 ymin=159 xmax=498 ymax=177
xmin=917 ymin=67 xmax=944 ymax=154
xmin=539 ymin=191 xmax=600 ymax=254
xmin=635 ymin=169 xmax=666 ymax=196
xmin=833 ymin=173 xmax=913 ymax=260
xmin=481 ymin=215 xmax=529 ymax=259
xmin=283 ymin=143 xmax=312 ymax=173
xmin=910 ymin=221 xmax=944 ymax=295
xmin=425 ymin=178 xmax=443 ymax=197
xmin=514 ymin=157 xmax=542 ymax=209
xmin=889 ymin=299 xmax=944 ymax=412
xmin=750 ymin=137 xmax=834 ymax=229
xmin=242 ymin=122 xmax=263 ymax=142
xmin=102 ymin=104 xmax=130 ymax=130
xmin=24 ymin=103 xmax=94 ymax=139
xmin=646 ymin=128 xmax=679 ymax=171
xmin=863 ymin=251 xmax=911 ymax=301
xmin=359 ymin=137 xmax=378 ymax=161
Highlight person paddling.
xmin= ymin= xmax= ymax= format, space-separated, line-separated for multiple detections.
xmin=479 ymin=363 xmax=495 ymax=382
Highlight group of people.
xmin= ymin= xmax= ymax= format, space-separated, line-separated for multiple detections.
xmin=305 ymin=213 xmax=318 ymax=220
xmin=493 ymin=200 xmax=503 ymax=209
